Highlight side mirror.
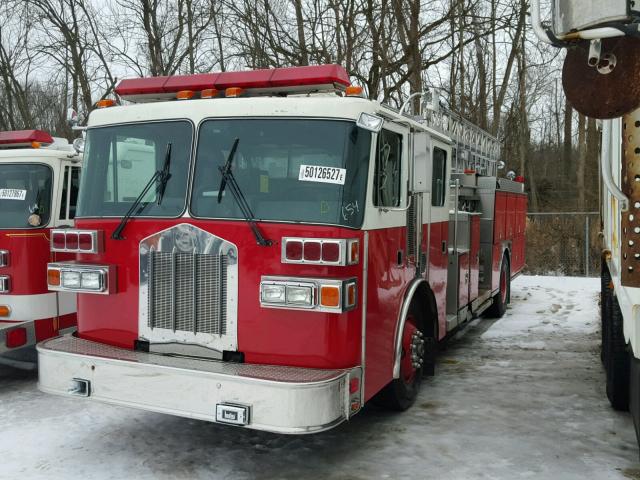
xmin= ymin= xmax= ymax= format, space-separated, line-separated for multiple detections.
xmin=506 ymin=170 xmax=516 ymax=181
xmin=497 ymin=160 xmax=506 ymax=170
xmin=411 ymin=132 xmax=431 ymax=193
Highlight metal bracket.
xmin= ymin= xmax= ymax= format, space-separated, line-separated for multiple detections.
xmin=588 ymin=39 xmax=602 ymax=67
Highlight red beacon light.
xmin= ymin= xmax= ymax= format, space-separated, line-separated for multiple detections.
xmin=114 ymin=64 xmax=351 ymax=103
xmin=0 ymin=130 xmax=54 ymax=149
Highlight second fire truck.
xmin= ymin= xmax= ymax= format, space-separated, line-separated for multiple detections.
xmin=37 ymin=65 xmax=526 ymax=432
xmin=0 ymin=130 xmax=81 ymax=365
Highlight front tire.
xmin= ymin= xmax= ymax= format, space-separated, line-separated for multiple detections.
xmin=374 ymin=300 xmax=426 ymax=411
xmin=486 ymin=255 xmax=510 ymax=318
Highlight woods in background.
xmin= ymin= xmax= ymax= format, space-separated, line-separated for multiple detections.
xmin=0 ymin=0 xmax=600 ymax=212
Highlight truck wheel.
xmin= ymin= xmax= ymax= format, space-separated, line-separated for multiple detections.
xmin=486 ymin=256 xmax=510 ymax=318
xmin=601 ymin=259 xmax=612 ymax=365
xmin=606 ymin=293 xmax=630 ymax=411
xmin=374 ymin=300 xmax=425 ymax=411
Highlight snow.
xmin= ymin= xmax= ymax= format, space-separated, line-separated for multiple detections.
xmin=1 ymin=275 xmax=639 ymax=479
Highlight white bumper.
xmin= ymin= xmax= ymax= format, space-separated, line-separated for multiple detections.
xmin=37 ymin=335 xmax=362 ymax=434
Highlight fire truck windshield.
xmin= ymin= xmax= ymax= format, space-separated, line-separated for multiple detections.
xmin=191 ymin=119 xmax=371 ymax=228
xmin=77 ymin=121 xmax=192 ymax=218
xmin=0 ymin=163 xmax=52 ymax=229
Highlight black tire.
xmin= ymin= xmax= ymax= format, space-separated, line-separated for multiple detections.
xmin=373 ymin=300 xmax=425 ymax=411
xmin=486 ymin=255 xmax=510 ymax=318
xmin=601 ymin=259 xmax=612 ymax=365
xmin=606 ymin=293 xmax=630 ymax=411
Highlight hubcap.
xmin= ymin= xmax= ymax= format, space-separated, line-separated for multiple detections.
xmin=401 ymin=315 xmax=425 ymax=384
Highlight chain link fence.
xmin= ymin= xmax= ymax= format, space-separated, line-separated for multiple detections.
xmin=524 ymin=212 xmax=601 ymax=277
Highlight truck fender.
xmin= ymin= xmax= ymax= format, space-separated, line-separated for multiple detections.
xmin=391 ymin=278 xmax=438 ymax=379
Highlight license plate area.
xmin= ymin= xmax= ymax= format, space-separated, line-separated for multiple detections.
xmin=216 ymin=403 xmax=250 ymax=426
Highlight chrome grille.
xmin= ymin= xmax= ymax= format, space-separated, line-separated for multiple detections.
xmin=148 ymin=250 xmax=228 ymax=335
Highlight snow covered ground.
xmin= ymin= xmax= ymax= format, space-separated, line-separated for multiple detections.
xmin=1 ymin=276 xmax=639 ymax=479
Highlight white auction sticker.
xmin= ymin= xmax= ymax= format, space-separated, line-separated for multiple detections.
xmin=298 ymin=165 xmax=346 ymax=185
xmin=0 ymin=189 xmax=27 ymax=200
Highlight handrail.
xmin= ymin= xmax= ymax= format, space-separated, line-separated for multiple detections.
xmin=601 ymin=120 xmax=629 ymax=211
xmin=530 ymin=0 xmax=627 ymax=44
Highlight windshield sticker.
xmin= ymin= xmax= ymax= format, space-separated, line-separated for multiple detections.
xmin=0 ymin=189 xmax=27 ymax=201
xmin=260 ymin=175 xmax=269 ymax=193
xmin=299 ymin=165 xmax=346 ymax=185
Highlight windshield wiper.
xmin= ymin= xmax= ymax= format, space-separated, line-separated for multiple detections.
xmin=112 ymin=142 xmax=172 ymax=240
xmin=217 ymin=138 xmax=272 ymax=247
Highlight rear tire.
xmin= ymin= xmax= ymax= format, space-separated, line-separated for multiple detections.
xmin=486 ymin=255 xmax=510 ymax=318
xmin=605 ymin=293 xmax=630 ymax=411
xmin=374 ymin=300 xmax=426 ymax=411
xmin=601 ymin=259 xmax=612 ymax=365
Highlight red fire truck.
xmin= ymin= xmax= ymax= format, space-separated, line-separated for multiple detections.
xmin=37 ymin=65 xmax=526 ymax=433
xmin=0 ymin=130 xmax=80 ymax=366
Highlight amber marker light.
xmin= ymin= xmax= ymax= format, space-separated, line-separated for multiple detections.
xmin=320 ymin=285 xmax=341 ymax=308
xmin=225 ymin=87 xmax=244 ymax=98
xmin=346 ymin=282 xmax=357 ymax=308
xmin=31 ymin=141 xmax=41 ymax=149
xmin=47 ymin=268 xmax=61 ymax=287
xmin=201 ymin=88 xmax=219 ymax=99
xmin=0 ymin=305 xmax=10 ymax=317
xmin=345 ymin=85 xmax=364 ymax=97
xmin=96 ymin=98 xmax=116 ymax=108
xmin=176 ymin=90 xmax=194 ymax=100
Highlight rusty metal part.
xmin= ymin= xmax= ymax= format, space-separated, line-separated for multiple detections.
xmin=563 ymin=37 xmax=640 ymax=119
xmin=621 ymin=109 xmax=640 ymax=287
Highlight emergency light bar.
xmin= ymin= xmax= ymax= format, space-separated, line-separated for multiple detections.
xmin=0 ymin=130 xmax=54 ymax=148
xmin=115 ymin=64 xmax=351 ymax=102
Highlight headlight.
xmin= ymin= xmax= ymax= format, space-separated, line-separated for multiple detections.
xmin=62 ymin=271 xmax=81 ymax=289
xmin=81 ymin=271 xmax=102 ymax=290
xmin=261 ymin=284 xmax=286 ymax=303
xmin=286 ymin=285 xmax=313 ymax=306
xmin=47 ymin=263 xmax=115 ymax=295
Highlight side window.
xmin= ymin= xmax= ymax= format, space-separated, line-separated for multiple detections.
xmin=374 ymin=129 xmax=402 ymax=207
xmin=69 ymin=167 xmax=80 ymax=219
xmin=59 ymin=166 xmax=69 ymax=218
xmin=431 ymin=147 xmax=447 ymax=207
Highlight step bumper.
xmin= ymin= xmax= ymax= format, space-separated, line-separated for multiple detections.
xmin=37 ymin=335 xmax=362 ymax=434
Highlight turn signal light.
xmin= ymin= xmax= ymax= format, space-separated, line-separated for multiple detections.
xmin=320 ymin=285 xmax=340 ymax=308
xmin=0 ymin=305 xmax=10 ymax=318
xmin=47 ymin=268 xmax=61 ymax=287
xmin=6 ymin=327 xmax=26 ymax=348
xmin=31 ymin=141 xmax=41 ymax=149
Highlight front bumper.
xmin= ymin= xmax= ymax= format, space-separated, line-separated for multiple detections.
xmin=37 ymin=335 xmax=362 ymax=434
